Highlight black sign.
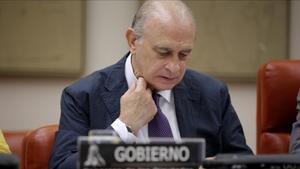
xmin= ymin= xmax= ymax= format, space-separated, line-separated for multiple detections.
xmin=78 ymin=137 xmax=205 ymax=169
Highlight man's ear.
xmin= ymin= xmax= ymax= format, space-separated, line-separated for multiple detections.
xmin=126 ymin=28 xmax=137 ymax=55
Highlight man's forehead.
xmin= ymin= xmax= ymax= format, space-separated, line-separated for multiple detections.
xmin=142 ymin=14 xmax=196 ymax=41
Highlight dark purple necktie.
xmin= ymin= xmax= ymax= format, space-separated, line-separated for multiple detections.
xmin=148 ymin=93 xmax=173 ymax=137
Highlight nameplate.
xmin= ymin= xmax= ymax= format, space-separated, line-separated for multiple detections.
xmin=78 ymin=136 xmax=205 ymax=169
xmin=0 ymin=154 xmax=19 ymax=169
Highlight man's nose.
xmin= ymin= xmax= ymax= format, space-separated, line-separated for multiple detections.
xmin=165 ymin=60 xmax=180 ymax=73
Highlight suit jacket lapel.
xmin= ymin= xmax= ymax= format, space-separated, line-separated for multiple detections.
xmin=101 ymin=54 xmax=129 ymax=121
xmin=173 ymin=81 xmax=200 ymax=138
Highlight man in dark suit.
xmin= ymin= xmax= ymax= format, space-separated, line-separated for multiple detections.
xmin=49 ymin=1 xmax=252 ymax=169
xmin=290 ymin=91 xmax=300 ymax=153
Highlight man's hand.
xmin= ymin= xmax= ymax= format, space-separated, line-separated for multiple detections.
xmin=119 ymin=77 xmax=157 ymax=134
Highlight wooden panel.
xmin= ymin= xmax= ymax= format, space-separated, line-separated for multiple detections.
xmin=185 ymin=0 xmax=288 ymax=81
xmin=0 ymin=0 xmax=84 ymax=77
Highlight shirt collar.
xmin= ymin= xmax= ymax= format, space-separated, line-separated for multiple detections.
xmin=125 ymin=53 xmax=172 ymax=103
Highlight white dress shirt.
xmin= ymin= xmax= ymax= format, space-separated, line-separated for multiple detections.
xmin=111 ymin=54 xmax=181 ymax=142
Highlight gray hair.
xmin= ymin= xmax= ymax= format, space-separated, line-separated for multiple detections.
xmin=131 ymin=0 xmax=195 ymax=40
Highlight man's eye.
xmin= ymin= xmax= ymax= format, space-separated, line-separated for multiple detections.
xmin=159 ymin=51 xmax=171 ymax=56
xmin=179 ymin=53 xmax=189 ymax=60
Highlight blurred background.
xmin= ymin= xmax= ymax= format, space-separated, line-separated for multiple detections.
xmin=0 ymin=0 xmax=300 ymax=153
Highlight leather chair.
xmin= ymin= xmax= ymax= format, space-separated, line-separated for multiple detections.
xmin=23 ymin=124 xmax=58 ymax=169
xmin=257 ymin=60 xmax=300 ymax=154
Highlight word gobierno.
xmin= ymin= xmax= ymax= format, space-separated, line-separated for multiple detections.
xmin=114 ymin=145 xmax=190 ymax=163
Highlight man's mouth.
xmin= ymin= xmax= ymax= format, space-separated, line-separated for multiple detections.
xmin=160 ymin=76 xmax=177 ymax=81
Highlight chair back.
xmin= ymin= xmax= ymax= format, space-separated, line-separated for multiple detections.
xmin=257 ymin=60 xmax=300 ymax=154
xmin=23 ymin=125 xmax=58 ymax=169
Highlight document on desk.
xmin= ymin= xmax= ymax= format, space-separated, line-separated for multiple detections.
xmin=78 ymin=135 xmax=205 ymax=169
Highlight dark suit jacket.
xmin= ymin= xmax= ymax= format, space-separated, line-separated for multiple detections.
xmin=290 ymin=91 xmax=300 ymax=153
xmin=49 ymin=53 xmax=253 ymax=169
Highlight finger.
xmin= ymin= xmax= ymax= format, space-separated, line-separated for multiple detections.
xmin=146 ymin=88 xmax=152 ymax=95
xmin=134 ymin=69 xmax=142 ymax=79
xmin=135 ymin=77 xmax=147 ymax=92
xmin=127 ymin=81 xmax=136 ymax=94
xmin=146 ymin=88 xmax=156 ymax=103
